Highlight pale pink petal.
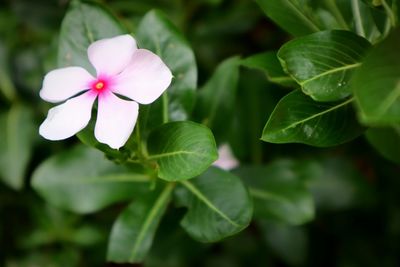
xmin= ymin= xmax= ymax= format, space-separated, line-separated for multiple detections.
xmin=39 ymin=92 xmax=96 ymax=140
xmin=39 ymin=67 xmax=94 ymax=103
xmin=213 ymin=144 xmax=239 ymax=170
xmin=88 ymin=34 xmax=137 ymax=76
xmin=113 ymin=49 xmax=173 ymax=104
xmin=95 ymin=92 xmax=139 ymax=149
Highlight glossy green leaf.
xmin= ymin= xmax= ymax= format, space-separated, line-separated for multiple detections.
xmin=262 ymin=90 xmax=364 ymax=147
xmin=175 ymin=167 xmax=252 ymax=242
xmin=147 ymin=121 xmax=218 ymax=181
xmin=366 ymin=126 xmax=400 ymax=164
xmin=32 ymin=145 xmax=150 ymax=214
xmin=195 ymin=56 xmax=240 ymax=141
xmin=278 ymin=30 xmax=371 ymax=101
xmin=0 ymin=105 xmax=36 ymax=190
xmin=241 ymin=51 xmax=296 ymax=87
xmin=58 ymin=0 xmax=125 ymax=72
xmin=235 ymin=161 xmax=314 ymax=225
xmin=255 ymin=0 xmax=321 ymax=36
xmin=353 ymin=28 xmax=400 ymax=124
xmin=136 ymin=10 xmax=197 ymax=123
xmin=107 ymin=183 xmax=174 ymax=263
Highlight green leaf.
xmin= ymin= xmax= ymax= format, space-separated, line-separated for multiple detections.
xmin=262 ymin=90 xmax=364 ymax=147
xmin=255 ymin=0 xmax=321 ymax=36
xmin=278 ymin=30 xmax=371 ymax=101
xmin=194 ymin=56 xmax=240 ymax=141
xmin=235 ymin=161 xmax=315 ymax=225
xmin=366 ymin=126 xmax=400 ymax=164
xmin=107 ymin=183 xmax=174 ymax=263
xmin=0 ymin=105 xmax=36 ymax=190
xmin=241 ymin=51 xmax=296 ymax=87
xmin=353 ymin=28 xmax=400 ymax=124
xmin=58 ymin=0 xmax=126 ymax=72
xmin=147 ymin=121 xmax=218 ymax=181
xmin=32 ymin=145 xmax=150 ymax=214
xmin=175 ymin=167 xmax=252 ymax=242
xmin=136 ymin=10 xmax=197 ymax=123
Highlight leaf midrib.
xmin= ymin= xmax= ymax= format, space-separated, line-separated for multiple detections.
xmin=180 ymin=180 xmax=240 ymax=227
xmin=147 ymin=150 xmax=206 ymax=160
xmin=130 ymin=183 xmax=174 ymax=261
xmin=39 ymin=174 xmax=150 ymax=185
xmin=270 ymin=97 xmax=354 ymax=134
xmin=374 ymin=81 xmax=400 ymax=117
xmin=299 ymin=63 xmax=361 ymax=86
xmin=285 ymin=0 xmax=321 ymax=32
xmin=249 ymin=187 xmax=292 ymax=203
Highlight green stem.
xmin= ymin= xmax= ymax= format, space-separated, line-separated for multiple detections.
xmin=381 ymin=0 xmax=396 ymax=27
xmin=162 ymin=92 xmax=169 ymax=124
xmin=135 ymin=119 xmax=142 ymax=155
xmin=325 ymin=0 xmax=350 ymax=30
xmin=351 ymin=0 xmax=366 ymax=37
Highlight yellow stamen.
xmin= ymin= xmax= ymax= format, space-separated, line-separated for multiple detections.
xmin=95 ymin=82 xmax=104 ymax=90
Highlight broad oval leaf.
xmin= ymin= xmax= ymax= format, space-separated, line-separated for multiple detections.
xmin=0 ymin=105 xmax=36 ymax=190
xmin=194 ymin=56 xmax=240 ymax=141
xmin=366 ymin=126 xmax=400 ymax=164
xmin=278 ymin=30 xmax=371 ymax=102
xmin=262 ymin=90 xmax=364 ymax=147
xmin=255 ymin=0 xmax=321 ymax=36
xmin=241 ymin=51 xmax=296 ymax=87
xmin=32 ymin=145 xmax=150 ymax=214
xmin=136 ymin=10 xmax=197 ymax=123
xmin=235 ymin=161 xmax=314 ymax=225
xmin=147 ymin=121 xmax=218 ymax=181
xmin=58 ymin=0 xmax=125 ymax=72
xmin=175 ymin=167 xmax=252 ymax=242
xmin=353 ymin=28 xmax=400 ymax=124
xmin=107 ymin=183 xmax=174 ymax=263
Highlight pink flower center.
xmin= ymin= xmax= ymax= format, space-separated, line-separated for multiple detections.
xmin=90 ymin=76 xmax=112 ymax=95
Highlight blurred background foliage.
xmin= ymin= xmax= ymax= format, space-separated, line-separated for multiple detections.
xmin=0 ymin=0 xmax=399 ymax=266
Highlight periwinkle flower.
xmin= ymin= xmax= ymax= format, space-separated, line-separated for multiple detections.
xmin=39 ymin=35 xmax=172 ymax=149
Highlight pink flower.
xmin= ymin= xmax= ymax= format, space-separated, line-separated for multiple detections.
xmin=213 ymin=144 xmax=239 ymax=170
xmin=39 ymin=35 xmax=172 ymax=149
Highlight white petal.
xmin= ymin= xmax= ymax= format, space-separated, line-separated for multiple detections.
xmin=40 ymin=67 xmax=94 ymax=103
xmin=95 ymin=92 xmax=139 ymax=149
xmin=113 ymin=49 xmax=173 ymax=104
xmin=39 ymin=92 xmax=96 ymax=140
xmin=88 ymin=34 xmax=137 ymax=76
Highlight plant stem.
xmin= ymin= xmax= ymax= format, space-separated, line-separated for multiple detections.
xmin=351 ymin=0 xmax=366 ymax=37
xmin=326 ymin=0 xmax=350 ymax=30
xmin=381 ymin=0 xmax=396 ymax=27
xmin=162 ymin=92 xmax=169 ymax=124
